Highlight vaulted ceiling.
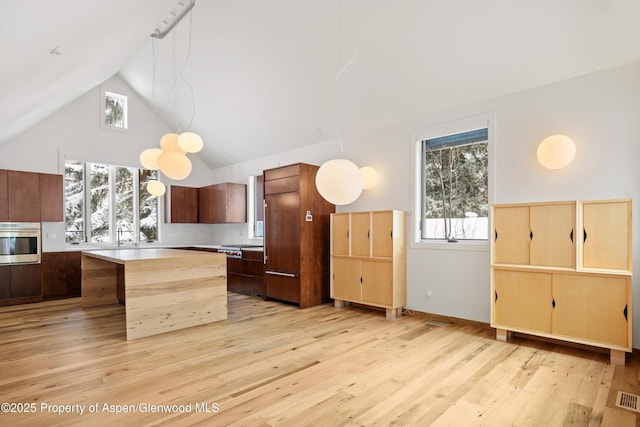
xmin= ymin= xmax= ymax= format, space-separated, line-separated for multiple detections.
xmin=2 ymin=0 xmax=639 ymax=168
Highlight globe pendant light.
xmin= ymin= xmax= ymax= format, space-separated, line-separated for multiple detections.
xmin=139 ymin=148 xmax=163 ymax=170
xmin=160 ymin=133 xmax=184 ymax=153
xmin=178 ymin=131 xmax=203 ymax=153
xmin=316 ymin=159 xmax=363 ymax=205
xmin=157 ymin=151 xmax=192 ymax=180
xmin=146 ymin=180 xmax=166 ymax=196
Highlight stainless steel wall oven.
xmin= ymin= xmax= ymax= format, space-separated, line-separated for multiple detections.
xmin=0 ymin=222 xmax=41 ymax=264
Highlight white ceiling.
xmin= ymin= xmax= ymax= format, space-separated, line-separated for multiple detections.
xmin=2 ymin=0 xmax=639 ymax=168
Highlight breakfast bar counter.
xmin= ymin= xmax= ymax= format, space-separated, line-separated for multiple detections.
xmin=81 ymin=248 xmax=227 ymax=340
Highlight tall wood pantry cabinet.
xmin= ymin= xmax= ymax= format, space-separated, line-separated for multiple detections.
xmin=263 ymin=163 xmax=335 ymax=308
xmin=490 ymin=199 xmax=633 ymax=365
xmin=331 ymin=210 xmax=407 ymax=319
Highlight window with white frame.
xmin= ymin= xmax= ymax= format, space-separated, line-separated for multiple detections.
xmin=103 ymin=91 xmax=128 ymax=130
xmin=414 ymin=116 xmax=492 ymax=243
xmin=64 ymin=160 xmax=158 ymax=244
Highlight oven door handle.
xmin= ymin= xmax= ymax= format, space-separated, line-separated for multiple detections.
xmin=265 ymin=270 xmax=296 ymax=278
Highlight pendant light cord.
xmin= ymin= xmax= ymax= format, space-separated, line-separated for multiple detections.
xmin=166 ymin=9 xmax=195 ymax=133
xmin=332 ymin=0 xmax=360 ymax=155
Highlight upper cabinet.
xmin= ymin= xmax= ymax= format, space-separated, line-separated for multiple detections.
xmin=492 ymin=201 xmax=575 ymax=269
xmin=39 ymin=173 xmax=64 ymax=222
xmin=199 ymin=183 xmax=246 ymax=224
xmin=165 ymin=185 xmax=199 ymax=223
xmin=0 ymin=169 xmax=64 ymax=222
xmin=0 ymin=170 xmax=8 ymax=221
xmin=164 ymin=182 xmax=247 ymax=224
xmin=8 ymin=170 xmax=41 ymax=222
xmin=581 ymin=199 xmax=632 ymax=272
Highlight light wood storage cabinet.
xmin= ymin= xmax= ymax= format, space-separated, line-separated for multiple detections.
xmin=491 ymin=199 xmax=632 ymax=365
xmin=330 ymin=210 xmax=407 ymax=319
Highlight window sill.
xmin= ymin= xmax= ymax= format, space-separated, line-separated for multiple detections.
xmin=410 ymin=239 xmax=489 ymax=253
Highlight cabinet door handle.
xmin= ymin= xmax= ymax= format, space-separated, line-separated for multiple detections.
xmin=495 ymin=230 xmax=498 ymax=241
xmin=583 ymin=229 xmax=587 ymax=243
xmin=265 ymin=270 xmax=296 ymax=278
xmin=494 ymin=291 xmax=498 ymax=303
xmin=570 ymin=228 xmax=573 ymax=243
xmin=552 ymin=299 xmax=556 ymax=309
xmin=530 ymin=231 xmax=533 ymax=240
xmin=360 ymin=276 xmax=363 ymax=284
xmin=624 ymin=304 xmax=628 ymax=320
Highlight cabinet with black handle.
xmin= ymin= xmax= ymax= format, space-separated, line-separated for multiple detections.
xmin=491 ymin=199 xmax=632 ymax=365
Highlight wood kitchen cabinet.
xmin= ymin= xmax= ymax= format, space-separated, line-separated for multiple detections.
xmin=490 ymin=199 xmax=632 ymax=365
xmin=0 ymin=263 xmax=42 ymax=306
xmin=330 ymin=210 xmax=407 ymax=319
xmin=39 ymin=173 xmax=64 ymax=221
xmin=42 ymin=251 xmax=81 ymax=299
xmin=199 ymin=182 xmax=246 ymax=223
xmin=165 ymin=185 xmax=199 ymax=223
xmin=0 ymin=169 xmax=64 ymax=222
xmin=227 ymin=249 xmax=264 ymax=297
xmin=8 ymin=170 xmax=41 ymax=222
xmin=263 ymin=163 xmax=335 ymax=308
xmin=0 ymin=170 xmax=8 ymax=221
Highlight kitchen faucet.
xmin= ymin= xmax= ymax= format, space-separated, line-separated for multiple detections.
xmin=117 ymin=227 xmax=123 ymax=247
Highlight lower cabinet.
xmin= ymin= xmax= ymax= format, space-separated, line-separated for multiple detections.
xmin=265 ymin=274 xmax=300 ymax=305
xmin=42 ymin=251 xmax=81 ymax=299
xmin=493 ymin=268 xmax=631 ymax=358
xmin=0 ymin=263 xmax=43 ymax=306
xmin=333 ymin=258 xmax=395 ymax=308
xmin=227 ymin=250 xmax=264 ymax=298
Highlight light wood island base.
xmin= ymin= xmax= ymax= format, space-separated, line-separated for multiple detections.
xmin=82 ymin=249 xmax=226 ymax=340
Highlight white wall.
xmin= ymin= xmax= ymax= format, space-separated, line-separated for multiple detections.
xmin=209 ymin=62 xmax=640 ymax=343
xmin=0 ymin=75 xmax=220 ymax=250
xmin=2 ymin=62 xmax=639 ymax=344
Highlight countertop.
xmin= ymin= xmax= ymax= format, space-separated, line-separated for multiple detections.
xmin=81 ymin=248 xmax=222 ymax=264
xmin=47 ymin=244 xmax=263 ymax=254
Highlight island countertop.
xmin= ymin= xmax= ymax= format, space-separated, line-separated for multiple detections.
xmin=82 ymin=248 xmax=209 ymax=263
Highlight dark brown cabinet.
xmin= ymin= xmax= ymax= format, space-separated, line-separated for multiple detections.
xmin=165 ymin=185 xmax=199 ymax=223
xmin=42 ymin=251 xmax=81 ymax=299
xmin=0 ymin=263 xmax=43 ymax=306
xmin=199 ymin=183 xmax=246 ymax=223
xmin=8 ymin=170 xmax=40 ymax=222
xmin=0 ymin=169 xmax=64 ymax=222
xmin=0 ymin=170 xmax=8 ymax=221
xmin=227 ymin=249 xmax=264 ymax=297
xmin=263 ymin=163 xmax=335 ymax=308
xmin=165 ymin=182 xmax=247 ymax=224
xmin=39 ymin=173 xmax=64 ymax=221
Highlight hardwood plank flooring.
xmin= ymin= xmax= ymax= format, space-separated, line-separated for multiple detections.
xmin=0 ymin=294 xmax=638 ymax=426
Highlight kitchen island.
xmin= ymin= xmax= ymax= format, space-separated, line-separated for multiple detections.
xmin=81 ymin=248 xmax=226 ymax=340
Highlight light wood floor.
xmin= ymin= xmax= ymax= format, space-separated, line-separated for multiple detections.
xmin=0 ymin=293 xmax=639 ymax=426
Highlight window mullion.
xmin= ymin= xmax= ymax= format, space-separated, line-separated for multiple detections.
xmin=133 ymin=168 xmax=140 ymax=244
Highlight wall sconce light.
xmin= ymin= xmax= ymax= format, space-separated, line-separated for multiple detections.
xmin=537 ymin=134 xmax=576 ymax=169
xmin=360 ymin=166 xmax=379 ymax=190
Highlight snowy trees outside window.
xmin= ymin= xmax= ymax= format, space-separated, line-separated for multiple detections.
xmin=422 ymin=128 xmax=488 ymax=241
xmin=64 ymin=161 xmax=158 ymax=244
xmin=104 ymin=91 xmax=128 ymax=129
